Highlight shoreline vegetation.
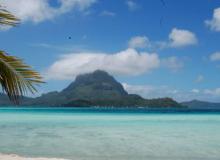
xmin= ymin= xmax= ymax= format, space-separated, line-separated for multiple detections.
xmin=0 ymin=107 xmax=220 ymax=113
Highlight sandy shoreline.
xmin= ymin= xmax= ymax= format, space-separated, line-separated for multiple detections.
xmin=0 ymin=154 xmax=69 ymax=160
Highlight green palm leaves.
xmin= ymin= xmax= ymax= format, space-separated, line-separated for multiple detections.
xmin=0 ymin=6 xmax=19 ymax=26
xmin=0 ymin=5 xmax=43 ymax=104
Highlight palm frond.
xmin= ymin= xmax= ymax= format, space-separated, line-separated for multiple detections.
xmin=0 ymin=5 xmax=19 ymax=26
xmin=0 ymin=51 xmax=44 ymax=104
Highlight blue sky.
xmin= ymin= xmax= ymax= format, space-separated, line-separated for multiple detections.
xmin=1 ymin=0 xmax=220 ymax=102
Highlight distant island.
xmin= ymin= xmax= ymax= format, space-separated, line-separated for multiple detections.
xmin=0 ymin=70 xmax=193 ymax=108
xmin=181 ymin=100 xmax=220 ymax=109
xmin=0 ymin=70 xmax=220 ymax=109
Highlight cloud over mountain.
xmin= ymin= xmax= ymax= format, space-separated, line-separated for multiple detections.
xmin=45 ymin=48 xmax=160 ymax=80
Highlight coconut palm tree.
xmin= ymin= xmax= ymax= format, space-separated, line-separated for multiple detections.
xmin=0 ymin=6 xmax=43 ymax=104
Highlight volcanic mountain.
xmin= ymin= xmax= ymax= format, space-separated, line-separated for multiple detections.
xmin=0 ymin=70 xmax=183 ymax=108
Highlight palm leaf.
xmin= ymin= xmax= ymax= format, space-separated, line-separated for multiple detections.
xmin=0 ymin=6 xmax=19 ymax=26
xmin=0 ymin=51 xmax=44 ymax=104
xmin=0 ymin=5 xmax=44 ymax=104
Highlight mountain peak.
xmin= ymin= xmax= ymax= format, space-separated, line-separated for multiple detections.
xmin=75 ymin=70 xmax=113 ymax=83
xmin=92 ymin=69 xmax=109 ymax=75
xmin=61 ymin=70 xmax=128 ymax=99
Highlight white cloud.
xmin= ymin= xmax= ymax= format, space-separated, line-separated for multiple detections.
xmin=191 ymin=89 xmax=200 ymax=93
xmin=45 ymin=48 xmax=160 ymax=80
xmin=122 ymin=83 xmax=153 ymax=95
xmin=31 ymin=43 xmax=87 ymax=52
xmin=1 ymin=0 xmax=96 ymax=24
xmin=122 ymin=83 xmax=175 ymax=99
xmin=128 ymin=36 xmax=150 ymax=49
xmin=123 ymin=83 xmax=220 ymax=102
xmin=205 ymin=7 xmax=220 ymax=31
xmin=122 ymin=83 xmax=192 ymax=102
xmin=195 ymin=75 xmax=204 ymax=83
xmin=210 ymin=52 xmax=220 ymax=61
xmin=100 ymin=11 xmax=116 ymax=17
xmin=162 ymin=56 xmax=184 ymax=72
xmin=129 ymin=28 xmax=197 ymax=51
xmin=126 ymin=0 xmax=139 ymax=11
xmin=204 ymin=88 xmax=220 ymax=97
xmin=168 ymin=28 xmax=198 ymax=48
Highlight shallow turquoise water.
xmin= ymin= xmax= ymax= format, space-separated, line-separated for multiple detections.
xmin=0 ymin=108 xmax=220 ymax=160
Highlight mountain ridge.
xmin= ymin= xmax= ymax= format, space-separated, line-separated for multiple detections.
xmin=0 ymin=70 xmax=183 ymax=108
xmin=181 ymin=100 xmax=220 ymax=109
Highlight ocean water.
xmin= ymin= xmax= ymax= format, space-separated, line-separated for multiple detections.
xmin=0 ymin=108 xmax=220 ymax=160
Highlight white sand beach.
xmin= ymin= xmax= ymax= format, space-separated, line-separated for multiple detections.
xmin=0 ymin=154 xmax=69 ymax=160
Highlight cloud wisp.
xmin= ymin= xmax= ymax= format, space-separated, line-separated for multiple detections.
xmin=195 ymin=75 xmax=204 ymax=83
xmin=126 ymin=0 xmax=139 ymax=11
xmin=100 ymin=10 xmax=116 ymax=17
xmin=128 ymin=36 xmax=150 ymax=49
xmin=162 ymin=56 xmax=184 ymax=72
xmin=210 ymin=52 xmax=220 ymax=61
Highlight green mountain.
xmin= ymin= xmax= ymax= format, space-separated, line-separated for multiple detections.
xmin=61 ymin=70 xmax=128 ymax=99
xmin=0 ymin=70 xmax=183 ymax=108
xmin=0 ymin=93 xmax=32 ymax=106
xmin=181 ymin=100 xmax=220 ymax=109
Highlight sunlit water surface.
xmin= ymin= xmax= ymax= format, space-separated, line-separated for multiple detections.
xmin=0 ymin=108 xmax=220 ymax=160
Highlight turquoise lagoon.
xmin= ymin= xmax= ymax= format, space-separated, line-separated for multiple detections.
xmin=0 ymin=107 xmax=220 ymax=160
